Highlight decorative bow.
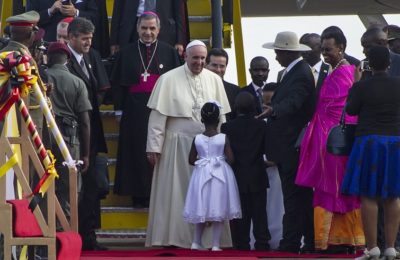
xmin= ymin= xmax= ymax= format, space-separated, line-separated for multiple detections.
xmin=0 ymin=51 xmax=37 ymax=121
xmin=195 ymin=156 xmax=226 ymax=185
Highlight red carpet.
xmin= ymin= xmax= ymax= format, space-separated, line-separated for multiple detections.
xmin=81 ymin=248 xmax=362 ymax=258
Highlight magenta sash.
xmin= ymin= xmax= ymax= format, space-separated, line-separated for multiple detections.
xmin=128 ymin=74 xmax=160 ymax=93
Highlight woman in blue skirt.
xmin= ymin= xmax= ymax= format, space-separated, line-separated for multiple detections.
xmin=341 ymin=46 xmax=400 ymax=260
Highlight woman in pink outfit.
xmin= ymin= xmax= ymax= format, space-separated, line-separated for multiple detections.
xmin=295 ymin=29 xmax=365 ymax=252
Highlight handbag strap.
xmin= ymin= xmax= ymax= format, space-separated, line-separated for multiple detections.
xmin=340 ymin=103 xmax=349 ymax=128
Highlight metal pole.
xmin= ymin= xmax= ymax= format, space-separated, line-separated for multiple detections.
xmin=233 ymin=0 xmax=246 ymax=86
xmin=211 ymin=0 xmax=223 ymax=48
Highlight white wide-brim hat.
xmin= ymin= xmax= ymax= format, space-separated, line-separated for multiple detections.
xmin=262 ymin=31 xmax=311 ymax=52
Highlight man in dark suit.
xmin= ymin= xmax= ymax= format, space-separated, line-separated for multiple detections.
xmin=206 ymin=48 xmax=240 ymax=121
xmin=387 ymin=25 xmax=400 ymax=55
xmin=26 ymin=0 xmax=97 ymax=42
xmin=261 ymin=31 xmax=316 ymax=253
xmin=242 ymin=56 xmax=270 ymax=115
xmin=221 ymin=92 xmax=270 ymax=251
xmin=66 ymin=17 xmax=108 ymax=250
xmin=361 ymin=27 xmax=400 ymax=80
xmin=300 ymin=33 xmax=330 ymax=97
xmin=110 ymin=0 xmax=189 ymax=57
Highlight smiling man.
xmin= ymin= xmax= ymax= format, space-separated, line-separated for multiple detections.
xmin=111 ymin=12 xmax=181 ymax=209
xmin=242 ymin=56 xmax=270 ymax=115
xmin=145 ymin=40 xmax=232 ymax=248
xmin=66 ymin=17 xmax=108 ymax=250
xmin=206 ymin=48 xmax=240 ymax=121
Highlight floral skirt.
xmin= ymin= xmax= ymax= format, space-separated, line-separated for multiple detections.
xmin=341 ymin=135 xmax=400 ymax=198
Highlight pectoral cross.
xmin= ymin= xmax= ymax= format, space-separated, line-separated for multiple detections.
xmin=141 ymin=71 xmax=150 ymax=82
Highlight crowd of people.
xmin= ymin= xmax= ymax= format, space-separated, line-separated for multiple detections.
xmin=0 ymin=1 xmax=400 ymax=260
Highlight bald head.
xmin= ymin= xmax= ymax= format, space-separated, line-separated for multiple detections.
xmin=57 ymin=21 xmax=69 ymax=44
xmin=361 ymin=28 xmax=388 ymax=58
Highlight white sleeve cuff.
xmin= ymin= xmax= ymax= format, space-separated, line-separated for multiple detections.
xmin=146 ymin=110 xmax=167 ymax=153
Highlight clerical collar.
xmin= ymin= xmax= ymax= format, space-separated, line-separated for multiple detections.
xmin=139 ymin=39 xmax=158 ymax=47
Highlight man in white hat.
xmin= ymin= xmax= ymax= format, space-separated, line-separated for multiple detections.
xmin=261 ymin=31 xmax=316 ymax=253
xmin=145 ymin=40 xmax=232 ymax=248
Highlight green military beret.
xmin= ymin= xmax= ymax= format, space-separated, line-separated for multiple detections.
xmin=6 ymin=11 xmax=40 ymax=27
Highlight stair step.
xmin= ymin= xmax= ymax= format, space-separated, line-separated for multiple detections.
xmin=102 ymin=116 xmax=119 ymax=133
xmin=100 ymin=110 xmax=116 ymax=117
xmin=101 ymin=206 xmax=149 ymax=229
xmin=97 ymin=229 xmax=146 ymax=238
xmin=101 ymin=206 xmax=148 ymax=213
xmin=104 ymin=133 xmax=119 ymax=140
xmin=101 ymin=191 xmax=131 ymax=207
xmin=192 ymin=38 xmax=210 ymax=46
xmin=96 ymin=229 xmax=146 ymax=246
xmin=188 ymin=0 xmax=211 ymax=16
xmin=108 ymin=158 xmax=117 ymax=166
xmin=105 ymin=140 xmax=118 ymax=157
xmin=189 ymin=23 xmax=212 ymax=40
xmin=189 ymin=15 xmax=211 ymax=22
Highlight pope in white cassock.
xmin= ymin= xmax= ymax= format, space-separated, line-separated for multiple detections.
xmin=145 ymin=40 xmax=233 ymax=248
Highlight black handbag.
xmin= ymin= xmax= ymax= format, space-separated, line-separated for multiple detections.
xmin=95 ymin=155 xmax=110 ymax=199
xmin=326 ymin=107 xmax=357 ymax=156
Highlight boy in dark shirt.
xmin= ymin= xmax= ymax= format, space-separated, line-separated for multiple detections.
xmin=221 ymin=92 xmax=270 ymax=251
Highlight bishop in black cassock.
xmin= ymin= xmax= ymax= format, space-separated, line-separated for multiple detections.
xmin=111 ymin=40 xmax=180 ymax=207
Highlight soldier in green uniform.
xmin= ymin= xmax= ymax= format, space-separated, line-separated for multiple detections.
xmin=0 ymin=11 xmax=45 ymax=137
xmin=46 ymin=42 xmax=92 ymax=221
xmin=0 ymin=10 xmax=41 ymax=260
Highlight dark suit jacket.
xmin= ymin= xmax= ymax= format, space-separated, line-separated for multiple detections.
xmin=223 ymin=80 xmax=240 ymax=121
xmin=26 ymin=0 xmax=98 ymax=42
xmin=92 ymin=0 xmax=110 ymax=58
xmin=67 ymin=49 xmax=107 ymax=153
xmin=315 ymin=62 xmax=330 ymax=97
xmin=221 ymin=115 xmax=268 ymax=193
xmin=241 ymin=83 xmax=263 ymax=115
xmin=266 ymin=60 xmax=316 ymax=163
xmin=110 ymin=0 xmax=189 ymax=48
xmin=344 ymin=53 xmax=360 ymax=67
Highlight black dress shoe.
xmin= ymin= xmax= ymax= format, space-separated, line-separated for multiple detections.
xmin=255 ymin=244 xmax=271 ymax=251
xmin=234 ymin=245 xmax=251 ymax=251
xmin=277 ymin=246 xmax=300 ymax=253
xmin=300 ymin=245 xmax=315 ymax=254
xmin=325 ymin=245 xmax=354 ymax=254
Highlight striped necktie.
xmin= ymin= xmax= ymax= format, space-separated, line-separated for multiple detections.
xmin=80 ymin=59 xmax=89 ymax=79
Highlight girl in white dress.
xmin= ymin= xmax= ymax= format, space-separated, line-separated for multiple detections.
xmin=183 ymin=102 xmax=242 ymax=251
